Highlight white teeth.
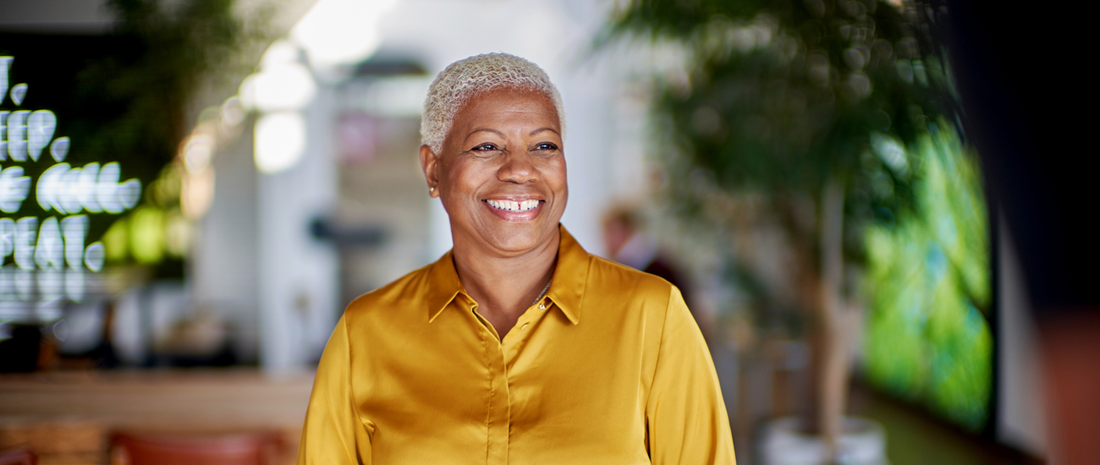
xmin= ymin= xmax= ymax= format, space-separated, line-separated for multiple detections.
xmin=486 ymin=199 xmax=539 ymax=212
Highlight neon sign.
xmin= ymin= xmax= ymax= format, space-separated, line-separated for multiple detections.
xmin=0 ymin=56 xmax=142 ymax=309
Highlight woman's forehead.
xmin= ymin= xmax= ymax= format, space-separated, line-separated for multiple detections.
xmin=450 ymin=88 xmax=561 ymax=134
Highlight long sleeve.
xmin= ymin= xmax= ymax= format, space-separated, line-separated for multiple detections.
xmin=646 ymin=287 xmax=737 ymax=464
xmin=298 ymin=316 xmax=373 ymax=465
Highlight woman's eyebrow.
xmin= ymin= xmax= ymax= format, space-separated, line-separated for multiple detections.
xmin=529 ymin=127 xmax=560 ymax=137
xmin=465 ymin=128 xmax=506 ymax=141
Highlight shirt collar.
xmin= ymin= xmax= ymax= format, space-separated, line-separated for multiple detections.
xmin=425 ymin=225 xmax=590 ymax=325
xmin=426 ymin=250 xmax=466 ymax=323
xmin=545 ymin=225 xmax=587 ymax=324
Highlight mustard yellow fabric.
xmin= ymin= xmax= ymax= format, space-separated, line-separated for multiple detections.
xmin=298 ymin=226 xmax=736 ymax=464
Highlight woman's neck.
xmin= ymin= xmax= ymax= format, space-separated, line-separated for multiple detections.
xmin=452 ymin=231 xmax=559 ymax=339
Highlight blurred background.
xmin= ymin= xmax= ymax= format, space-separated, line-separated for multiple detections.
xmin=0 ymin=0 xmax=1070 ymax=464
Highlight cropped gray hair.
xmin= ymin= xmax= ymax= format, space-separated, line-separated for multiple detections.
xmin=421 ymin=53 xmax=565 ymax=154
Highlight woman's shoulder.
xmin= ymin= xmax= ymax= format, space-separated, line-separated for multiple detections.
xmin=587 ymin=254 xmax=678 ymax=303
xmin=578 ymin=255 xmax=692 ymax=339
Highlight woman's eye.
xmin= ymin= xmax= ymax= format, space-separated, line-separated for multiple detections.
xmin=471 ymin=143 xmax=499 ymax=152
xmin=534 ymin=142 xmax=558 ymax=151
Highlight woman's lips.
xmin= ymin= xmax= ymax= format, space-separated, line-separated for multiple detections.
xmin=483 ymin=199 xmax=544 ymax=221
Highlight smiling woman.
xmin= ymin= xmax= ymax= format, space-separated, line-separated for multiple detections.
xmin=297 ymin=53 xmax=736 ymax=465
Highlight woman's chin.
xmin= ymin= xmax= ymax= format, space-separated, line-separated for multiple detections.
xmin=468 ymin=223 xmax=556 ymax=255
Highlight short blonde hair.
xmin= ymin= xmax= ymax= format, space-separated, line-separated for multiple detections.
xmin=421 ymin=53 xmax=565 ymax=154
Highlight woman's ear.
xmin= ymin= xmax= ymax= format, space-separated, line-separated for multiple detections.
xmin=419 ymin=144 xmax=441 ymax=198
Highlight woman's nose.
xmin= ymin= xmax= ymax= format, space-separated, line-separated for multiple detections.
xmin=497 ymin=151 xmax=538 ymax=184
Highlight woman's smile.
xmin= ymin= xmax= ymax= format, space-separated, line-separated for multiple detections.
xmin=483 ymin=198 xmax=544 ymax=221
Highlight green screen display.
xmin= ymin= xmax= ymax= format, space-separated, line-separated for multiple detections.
xmin=862 ymin=126 xmax=992 ymax=432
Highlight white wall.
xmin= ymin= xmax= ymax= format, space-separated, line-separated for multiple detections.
xmin=255 ymin=87 xmax=340 ymax=371
xmin=192 ymin=128 xmax=260 ymax=363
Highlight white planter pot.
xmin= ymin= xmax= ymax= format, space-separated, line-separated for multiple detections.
xmin=761 ymin=416 xmax=888 ymax=465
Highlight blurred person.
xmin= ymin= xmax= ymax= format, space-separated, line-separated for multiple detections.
xmin=602 ymin=205 xmax=708 ymax=341
xmin=947 ymin=1 xmax=1100 ymax=464
xmin=298 ymin=53 xmax=735 ymax=464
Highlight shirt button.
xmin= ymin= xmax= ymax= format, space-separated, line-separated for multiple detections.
xmin=522 ymin=323 xmax=530 ymax=330
xmin=538 ymin=303 xmax=546 ymax=310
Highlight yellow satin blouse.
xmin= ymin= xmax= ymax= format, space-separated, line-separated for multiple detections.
xmin=298 ymin=226 xmax=736 ymax=464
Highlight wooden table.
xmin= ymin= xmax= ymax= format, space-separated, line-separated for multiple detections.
xmin=0 ymin=369 xmax=314 ymax=465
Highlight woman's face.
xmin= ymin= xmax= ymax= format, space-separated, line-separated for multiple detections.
xmin=420 ymin=87 xmax=567 ymax=256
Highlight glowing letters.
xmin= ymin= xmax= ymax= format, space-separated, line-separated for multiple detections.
xmin=0 ymin=218 xmax=12 ymax=260
xmin=0 ymin=165 xmax=30 ymax=213
xmin=2 ymin=110 xmax=59 ymax=162
xmin=61 ymin=215 xmax=87 ymax=270
xmin=34 ymin=217 xmax=62 ymax=270
xmin=27 ymin=110 xmax=56 ymax=161
xmin=1 ymin=56 xmax=140 ymax=305
xmin=0 ymin=57 xmax=11 ymax=101
xmin=13 ymin=217 xmax=36 ymax=269
xmin=36 ymin=162 xmax=141 ymax=215
xmin=4 ymin=110 xmax=28 ymax=161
